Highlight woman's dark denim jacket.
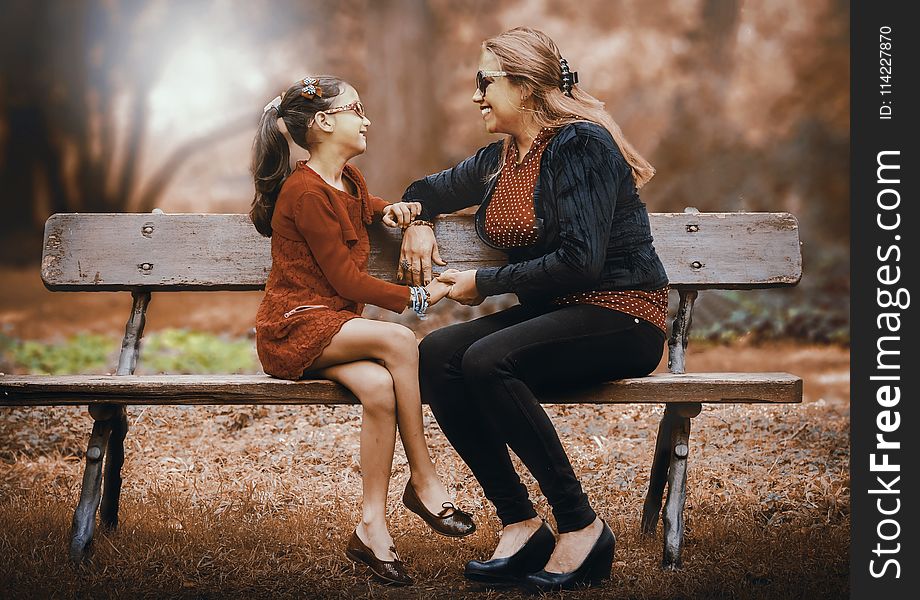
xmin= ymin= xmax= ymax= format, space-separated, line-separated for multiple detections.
xmin=402 ymin=121 xmax=669 ymax=307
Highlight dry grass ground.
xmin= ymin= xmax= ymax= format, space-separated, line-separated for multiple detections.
xmin=0 ymin=267 xmax=849 ymax=598
xmin=0 ymin=341 xmax=849 ymax=599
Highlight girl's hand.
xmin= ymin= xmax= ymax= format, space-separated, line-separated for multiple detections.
xmin=382 ymin=202 xmax=422 ymax=228
xmin=438 ymin=269 xmax=484 ymax=306
xmin=399 ymin=224 xmax=446 ymax=285
xmin=424 ymin=278 xmax=453 ymax=306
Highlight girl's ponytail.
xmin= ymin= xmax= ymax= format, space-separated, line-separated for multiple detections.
xmin=249 ymin=76 xmax=346 ymax=237
xmin=249 ymin=107 xmax=290 ymax=237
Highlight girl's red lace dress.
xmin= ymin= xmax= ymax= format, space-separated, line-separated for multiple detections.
xmin=256 ymin=162 xmax=407 ymax=380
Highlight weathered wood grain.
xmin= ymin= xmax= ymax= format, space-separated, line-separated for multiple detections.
xmin=0 ymin=372 xmax=803 ymax=406
xmin=41 ymin=212 xmax=802 ymax=291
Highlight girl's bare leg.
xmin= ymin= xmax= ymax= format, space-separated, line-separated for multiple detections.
xmin=311 ymin=318 xmax=454 ymax=513
xmin=313 ymin=359 xmax=397 ymax=561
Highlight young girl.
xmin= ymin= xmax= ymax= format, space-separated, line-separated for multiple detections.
xmin=250 ymin=76 xmax=475 ymax=586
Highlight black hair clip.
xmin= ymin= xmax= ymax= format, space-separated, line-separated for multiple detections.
xmin=559 ymin=58 xmax=578 ymax=97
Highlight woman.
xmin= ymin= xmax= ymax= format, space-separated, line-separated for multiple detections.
xmin=250 ymin=76 xmax=474 ymax=587
xmin=399 ymin=28 xmax=669 ymax=592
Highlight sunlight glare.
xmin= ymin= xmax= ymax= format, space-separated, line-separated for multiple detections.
xmin=148 ymin=36 xmax=264 ymax=136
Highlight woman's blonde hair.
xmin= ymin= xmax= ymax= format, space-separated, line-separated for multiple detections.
xmin=484 ymin=27 xmax=655 ymax=188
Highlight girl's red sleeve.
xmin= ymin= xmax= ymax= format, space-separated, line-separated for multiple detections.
xmin=294 ymin=191 xmax=408 ymax=313
xmin=368 ymin=194 xmax=391 ymax=218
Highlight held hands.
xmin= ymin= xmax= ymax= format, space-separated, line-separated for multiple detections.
xmin=424 ymin=278 xmax=453 ymax=307
xmin=437 ymin=269 xmax=485 ymax=306
xmin=398 ymin=224 xmax=446 ymax=285
xmin=406 ymin=268 xmax=482 ymax=311
xmin=382 ymin=202 xmax=422 ymax=228
xmin=406 ymin=278 xmax=451 ymax=317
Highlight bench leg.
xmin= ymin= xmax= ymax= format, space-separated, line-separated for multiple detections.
xmin=100 ymin=406 xmax=128 ymax=530
xmin=69 ymin=405 xmax=116 ymax=564
xmin=641 ymin=409 xmax=678 ymax=534
xmin=661 ymin=403 xmax=701 ymax=570
xmin=69 ymin=288 xmax=147 ymax=563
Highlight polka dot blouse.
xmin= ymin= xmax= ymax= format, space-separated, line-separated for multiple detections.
xmin=484 ymin=128 xmax=555 ymax=247
xmin=483 ymin=127 xmax=670 ymax=333
xmin=554 ymin=288 xmax=670 ymax=333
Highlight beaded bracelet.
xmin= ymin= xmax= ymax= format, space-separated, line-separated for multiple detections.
xmin=419 ymin=286 xmax=429 ymax=316
xmin=409 ymin=285 xmax=430 ymax=318
xmin=406 ymin=220 xmax=434 ymax=229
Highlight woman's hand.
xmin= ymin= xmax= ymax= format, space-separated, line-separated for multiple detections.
xmin=438 ymin=269 xmax=484 ymax=306
xmin=399 ymin=224 xmax=446 ymax=285
xmin=382 ymin=202 xmax=421 ymax=228
xmin=424 ymin=278 xmax=453 ymax=306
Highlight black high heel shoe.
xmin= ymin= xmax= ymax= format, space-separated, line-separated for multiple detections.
xmin=464 ymin=519 xmax=556 ymax=587
xmin=521 ymin=519 xmax=615 ymax=593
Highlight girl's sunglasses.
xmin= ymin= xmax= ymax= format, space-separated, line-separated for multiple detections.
xmin=476 ymin=70 xmax=508 ymax=95
xmin=322 ymin=101 xmax=366 ymax=119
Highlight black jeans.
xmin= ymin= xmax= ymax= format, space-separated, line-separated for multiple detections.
xmin=419 ymin=303 xmax=665 ymax=533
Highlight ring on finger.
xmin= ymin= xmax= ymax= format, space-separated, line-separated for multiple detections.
xmin=400 ymin=259 xmax=411 ymax=270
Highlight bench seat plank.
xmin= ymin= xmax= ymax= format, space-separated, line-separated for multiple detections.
xmin=1 ymin=372 xmax=802 ymax=406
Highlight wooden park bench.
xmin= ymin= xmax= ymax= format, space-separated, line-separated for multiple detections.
xmin=0 ymin=209 xmax=803 ymax=569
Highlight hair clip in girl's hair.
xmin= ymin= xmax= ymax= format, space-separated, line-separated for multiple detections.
xmin=300 ymin=77 xmax=324 ymax=100
xmin=558 ymin=58 xmax=578 ymax=98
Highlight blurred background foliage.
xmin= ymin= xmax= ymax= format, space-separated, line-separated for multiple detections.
xmin=0 ymin=0 xmax=849 ymax=355
xmin=1 ymin=329 xmax=258 ymax=375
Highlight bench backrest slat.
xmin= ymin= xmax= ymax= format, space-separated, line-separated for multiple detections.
xmin=41 ymin=212 xmax=801 ymax=291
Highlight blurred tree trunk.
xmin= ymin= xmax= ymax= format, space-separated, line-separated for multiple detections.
xmin=0 ymin=0 xmax=153 ymax=226
xmin=0 ymin=3 xmax=63 ymax=261
xmin=360 ymin=0 xmax=441 ymax=202
xmin=0 ymin=0 xmax=264 ymax=238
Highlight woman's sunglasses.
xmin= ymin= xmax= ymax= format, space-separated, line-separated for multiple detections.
xmin=476 ymin=70 xmax=508 ymax=95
